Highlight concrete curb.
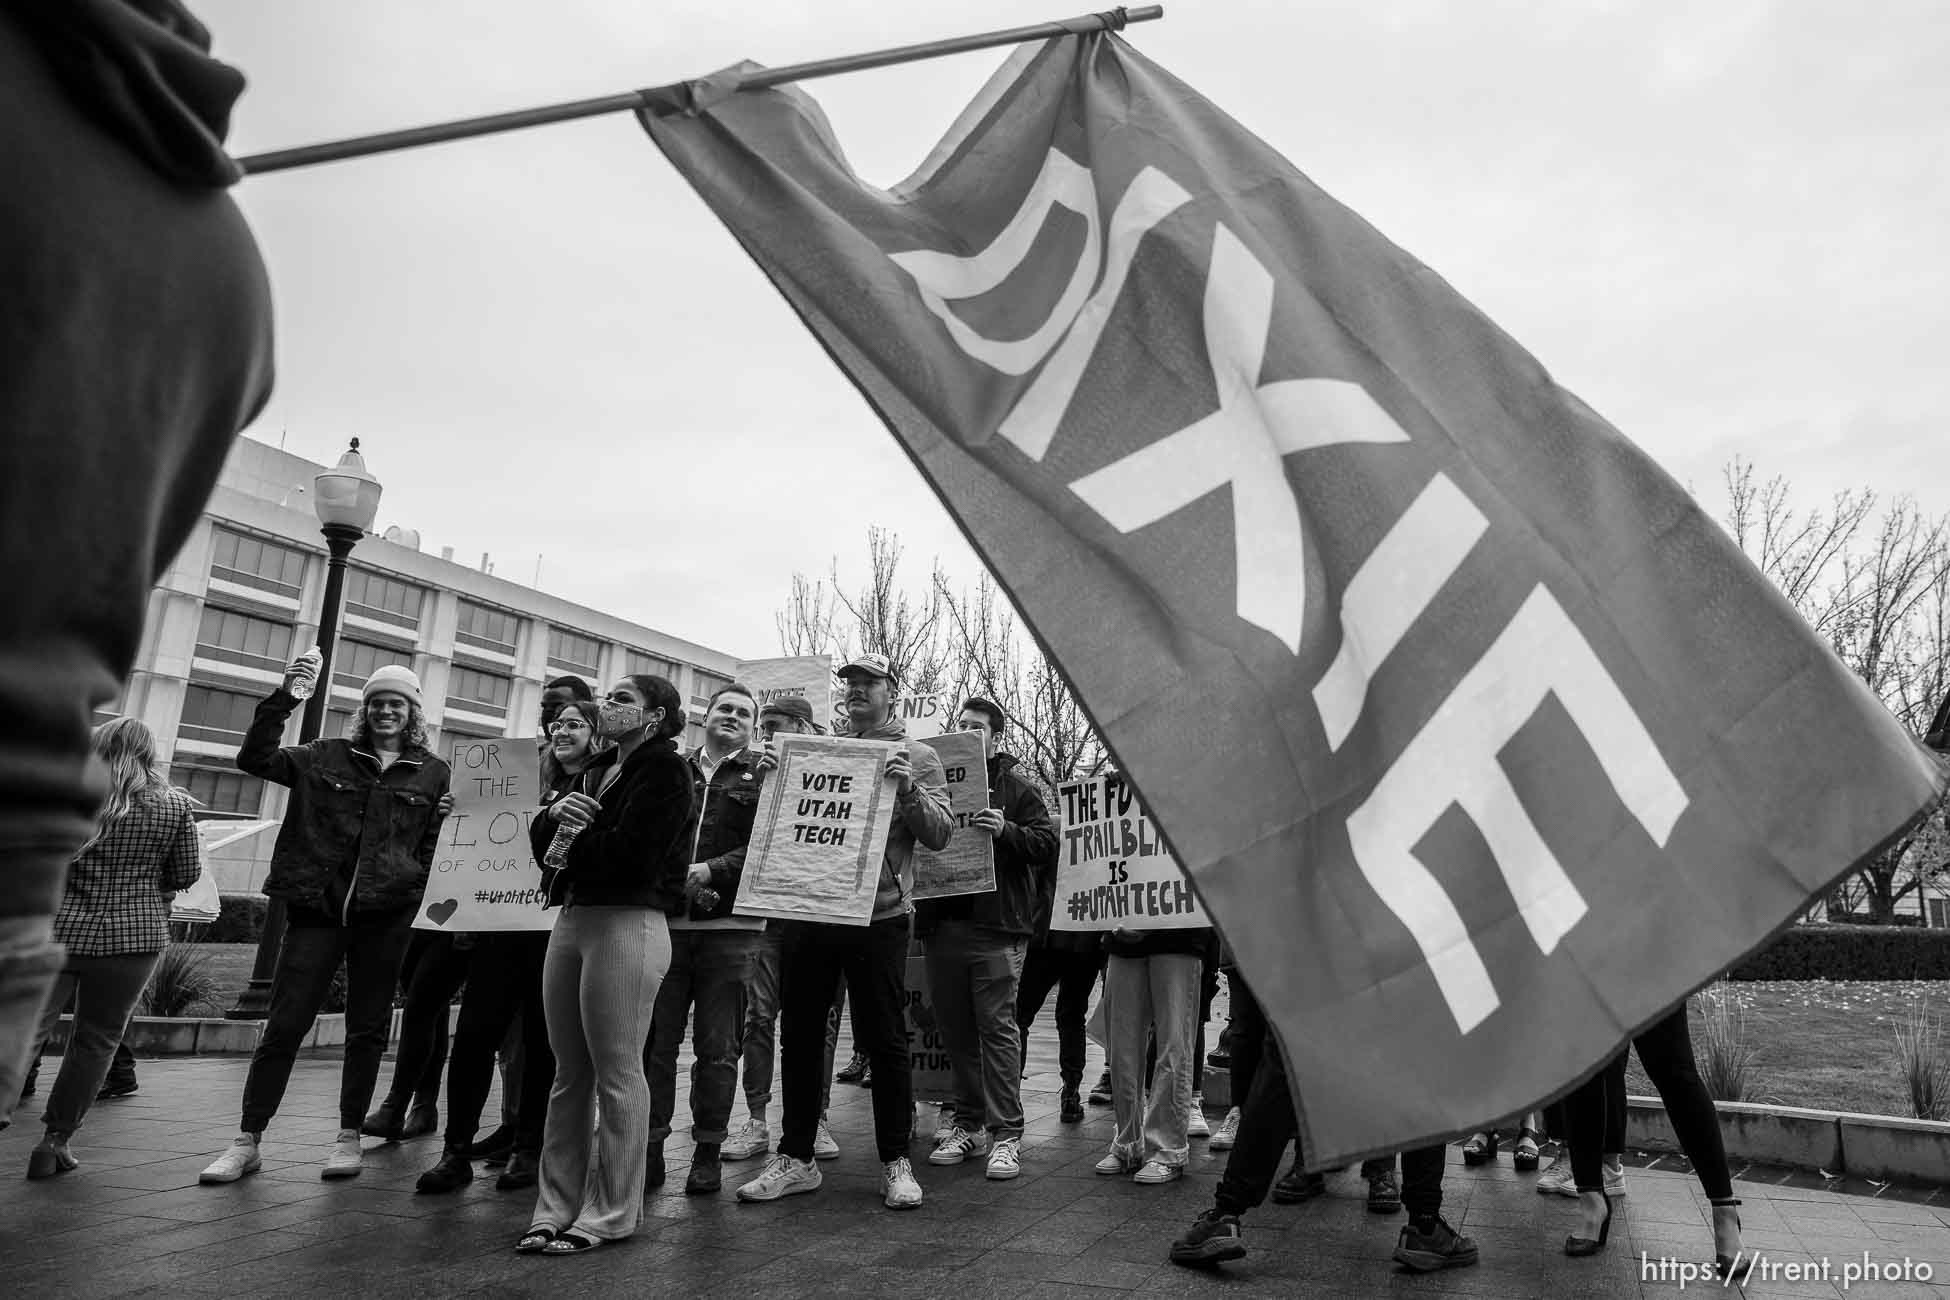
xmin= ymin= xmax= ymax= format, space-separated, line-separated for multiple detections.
xmin=1203 ymin=1066 xmax=1947 ymax=1188
xmin=45 ymin=1007 xmax=457 ymax=1057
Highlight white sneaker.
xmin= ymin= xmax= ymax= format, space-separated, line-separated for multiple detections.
xmin=986 ymin=1136 xmax=1022 ymax=1181
xmin=1133 ymin=1158 xmax=1183 ymax=1185
xmin=736 ymin=1152 xmax=822 ymax=1202
xmin=1536 ymin=1153 xmax=1575 ymax=1198
xmin=929 ymin=1125 xmax=991 ymax=1165
xmin=1187 ymin=1095 xmax=1211 ymax=1139
xmin=1208 ymin=1106 xmax=1242 ymax=1152
xmin=321 ymin=1129 xmax=364 ymax=1180
xmin=932 ymin=1102 xmax=957 ymax=1141
xmin=882 ymin=1156 xmax=923 ymax=1210
xmin=1603 ymin=1161 xmax=1628 ymax=1200
xmin=812 ymin=1119 xmax=841 ymax=1161
xmin=199 ymin=1135 xmax=262 ymax=1184
xmin=722 ymin=1117 xmax=771 ymax=1161
xmin=1094 ymin=1148 xmax=1140 ymax=1176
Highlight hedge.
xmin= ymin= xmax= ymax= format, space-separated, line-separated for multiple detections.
xmin=1728 ymin=924 xmax=1950 ymax=981
xmin=202 ymin=895 xmax=271 ymax=945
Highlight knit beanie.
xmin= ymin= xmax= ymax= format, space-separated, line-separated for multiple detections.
xmin=362 ymin=665 xmax=423 ymax=708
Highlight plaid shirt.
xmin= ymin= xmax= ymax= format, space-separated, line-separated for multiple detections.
xmin=53 ymin=785 xmax=202 ymax=956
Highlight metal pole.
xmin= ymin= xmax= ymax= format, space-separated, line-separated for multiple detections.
xmin=227 ymin=524 xmax=364 ymax=1018
xmin=238 ymin=5 xmax=1164 ymax=176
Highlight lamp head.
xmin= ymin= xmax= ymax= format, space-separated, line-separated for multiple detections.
xmin=313 ymin=437 xmax=383 ymax=533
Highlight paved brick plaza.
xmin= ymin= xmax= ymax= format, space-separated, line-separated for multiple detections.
xmin=2 ymin=1026 xmax=1945 ymax=1300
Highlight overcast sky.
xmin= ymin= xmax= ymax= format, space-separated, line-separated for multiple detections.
xmin=200 ymin=0 xmax=1949 ymax=660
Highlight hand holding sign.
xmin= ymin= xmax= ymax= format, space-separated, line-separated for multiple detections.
xmin=885 ymin=747 xmax=914 ymax=795
xmin=970 ymin=807 xmax=1005 ymax=838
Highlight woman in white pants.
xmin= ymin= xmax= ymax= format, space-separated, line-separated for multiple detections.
xmin=1096 ymin=926 xmax=1215 ymax=1184
xmin=518 ymin=675 xmax=693 ymax=1256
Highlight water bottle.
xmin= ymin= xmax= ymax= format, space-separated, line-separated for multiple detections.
xmin=288 ymin=646 xmax=322 ymax=701
xmin=543 ymin=820 xmax=584 ymax=868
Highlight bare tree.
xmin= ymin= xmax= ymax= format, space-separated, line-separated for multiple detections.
xmin=776 ymin=526 xmax=949 ymax=690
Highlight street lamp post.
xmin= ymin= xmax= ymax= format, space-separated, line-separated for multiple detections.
xmin=228 ymin=439 xmax=383 ymax=1019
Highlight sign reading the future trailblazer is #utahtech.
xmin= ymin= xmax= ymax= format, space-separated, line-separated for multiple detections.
xmin=1050 ymin=773 xmax=1205 ymax=931
xmin=737 ymin=733 xmax=898 ymax=926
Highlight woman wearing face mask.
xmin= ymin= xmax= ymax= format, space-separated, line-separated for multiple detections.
xmin=416 ymin=699 xmax=613 ymax=1197
xmin=517 ymin=676 xmax=693 ymax=1257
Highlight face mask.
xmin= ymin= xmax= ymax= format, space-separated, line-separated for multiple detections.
xmin=597 ymin=701 xmax=645 ymax=738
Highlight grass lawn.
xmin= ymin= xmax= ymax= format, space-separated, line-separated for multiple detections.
xmin=1623 ymin=980 xmax=1947 ymax=1119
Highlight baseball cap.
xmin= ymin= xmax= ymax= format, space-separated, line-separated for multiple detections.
xmin=758 ymin=695 xmax=816 ymax=725
xmin=837 ymin=651 xmax=896 ymax=681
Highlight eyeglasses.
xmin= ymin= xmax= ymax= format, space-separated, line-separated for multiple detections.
xmin=547 ymin=720 xmax=589 ymax=734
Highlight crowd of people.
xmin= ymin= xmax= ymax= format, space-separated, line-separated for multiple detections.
xmin=9 ymin=649 xmax=1748 ymax=1279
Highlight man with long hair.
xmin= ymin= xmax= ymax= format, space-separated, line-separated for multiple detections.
xmin=199 ymin=661 xmax=450 ymax=1183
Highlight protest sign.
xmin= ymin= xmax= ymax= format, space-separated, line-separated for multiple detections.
xmin=1050 ymin=773 xmax=1206 ymax=931
xmin=911 ymin=729 xmax=994 ymax=900
xmin=828 ymin=682 xmax=953 ymax=738
xmin=737 ymin=734 xmax=896 ymax=925
xmin=736 ymin=653 xmax=832 ymax=724
xmin=906 ymin=957 xmax=956 ymax=1102
xmin=416 ymin=735 xmax=551 ymax=932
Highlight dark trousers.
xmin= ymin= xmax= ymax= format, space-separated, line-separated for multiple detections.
xmin=241 ymin=908 xmax=414 ymax=1133
xmin=1015 ymin=945 xmax=1103 ymax=1089
xmin=778 ymin=915 xmax=912 ymax=1163
xmin=380 ymin=930 xmax=466 ymax=1108
xmin=645 ymin=928 xmax=761 ymax=1147
xmin=925 ymin=923 xmax=1027 ymax=1138
xmin=1214 ymin=1019 xmax=1445 ymax=1219
xmin=444 ymin=931 xmax=553 ymax=1155
xmin=1223 ymin=967 xmax=1265 ymax=1108
xmin=1569 ymin=1006 xmax=1730 ymax=1199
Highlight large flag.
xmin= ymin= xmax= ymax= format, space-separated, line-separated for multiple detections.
xmin=640 ymin=36 xmax=1942 ymax=1163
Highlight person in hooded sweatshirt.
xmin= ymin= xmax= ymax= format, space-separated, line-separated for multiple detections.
xmin=735 ymin=652 xmax=952 ymax=1212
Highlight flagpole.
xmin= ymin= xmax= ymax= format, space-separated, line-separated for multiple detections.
xmin=236 ymin=5 xmax=1164 ymax=177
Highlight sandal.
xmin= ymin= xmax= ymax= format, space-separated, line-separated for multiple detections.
xmin=541 ymin=1230 xmax=603 ymax=1256
xmin=514 ymin=1226 xmax=558 ymax=1254
xmin=1461 ymin=1131 xmax=1498 ymax=1166
xmin=1512 ymin=1128 xmax=1540 ymax=1172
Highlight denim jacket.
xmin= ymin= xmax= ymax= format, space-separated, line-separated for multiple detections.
xmin=238 ymin=688 xmax=450 ymax=921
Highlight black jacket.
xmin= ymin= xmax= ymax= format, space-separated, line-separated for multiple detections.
xmin=676 ymin=746 xmax=765 ymax=921
xmin=915 ymin=752 xmax=1059 ymax=940
xmin=238 ymin=688 xmax=450 ymax=920
xmin=531 ymin=737 xmax=692 ymax=910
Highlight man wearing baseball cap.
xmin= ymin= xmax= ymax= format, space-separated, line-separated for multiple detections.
xmin=737 ymin=653 xmax=952 ymax=1211
xmin=200 ymin=658 xmax=450 ymax=1185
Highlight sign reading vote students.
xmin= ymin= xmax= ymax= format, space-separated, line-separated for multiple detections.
xmin=736 ymin=653 xmax=833 ymax=722
xmin=737 ymin=734 xmax=898 ymax=926
xmin=1050 ymin=773 xmax=1205 ymax=931
xmin=911 ymin=729 xmax=994 ymax=900
xmin=416 ymin=736 xmax=551 ymax=932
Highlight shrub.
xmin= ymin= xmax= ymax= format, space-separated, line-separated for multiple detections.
xmin=323 ymin=964 xmax=349 ymax=1015
xmin=203 ymin=895 xmax=269 ymax=945
xmin=1729 ymin=924 xmax=1950 ymax=981
xmin=139 ymin=945 xmax=222 ymax=1018
xmin=1893 ymin=1003 xmax=1949 ymax=1121
xmin=1694 ymin=980 xmax=1759 ymax=1102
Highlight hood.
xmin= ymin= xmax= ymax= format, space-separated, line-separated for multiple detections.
xmin=833 ymin=713 xmax=907 ymax=743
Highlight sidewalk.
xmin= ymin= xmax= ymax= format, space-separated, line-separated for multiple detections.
xmin=2 ymin=1029 xmax=1944 ymax=1300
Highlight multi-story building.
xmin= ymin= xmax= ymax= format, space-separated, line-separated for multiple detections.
xmin=113 ymin=436 xmax=742 ymax=893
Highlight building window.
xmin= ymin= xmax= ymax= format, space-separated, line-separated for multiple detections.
xmin=343 ymin=568 xmax=426 ymax=630
xmin=333 ymin=640 xmax=415 ymax=690
xmin=1930 ymin=897 xmax=1948 ymax=930
xmin=179 ymin=684 xmax=263 ymax=747
xmin=456 ymin=600 xmax=519 ymax=655
xmin=548 ymin=627 xmax=602 ymax=679
xmin=172 ymin=764 xmax=264 ymax=816
xmin=446 ymin=666 xmax=512 ymax=715
xmin=325 ymin=707 xmax=355 ymax=740
xmin=624 ymin=649 xmax=678 ymax=681
xmin=210 ymin=527 xmax=307 ymax=600
xmin=195 ymin=606 xmax=296 ymax=675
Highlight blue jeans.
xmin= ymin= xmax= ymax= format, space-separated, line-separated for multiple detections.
xmin=645 ymin=928 xmax=761 ymax=1145
xmin=925 ymin=922 xmax=1027 ymax=1138
xmin=239 ymin=907 xmax=414 ymax=1133
xmin=29 ymin=951 xmax=158 ymax=1134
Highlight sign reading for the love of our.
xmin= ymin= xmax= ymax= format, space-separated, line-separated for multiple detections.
xmin=1051 ymin=773 xmax=1205 ymax=931
xmin=910 ymin=729 xmax=994 ymax=900
xmin=415 ymin=736 xmax=551 ymax=932
xmin=737 ymin=734 xmax=897 ymax=926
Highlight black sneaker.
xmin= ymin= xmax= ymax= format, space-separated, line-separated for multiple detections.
xmin=1366 ymin=1168 xmax=1403 ymax=1214
xmin=1205 ymin=1048 xmax=1231 ymax=1070
xmin=414 ymin=1149 xmax=474 ymax=1195
xmin=95 ymin=1080 xmax=139 ymax=1101
xmin=1271 ymin=1162 xmax=1327 ymax=1205
xmin=835 ymin=1052 xmax=870 ymax=1085
xmin=1169 ymin=1208 xmax=1247 ymax=1268
xmin=1393 ymin=1215 xmax=1479 ymax=1272
xmin=1087 ymin=1070 xmax=1113 ymax=1105
xmin=1060 ymin=1087 xmax=1084 ymax=1124
xmin=464 ymin=1125 xmax=517 ymax=1163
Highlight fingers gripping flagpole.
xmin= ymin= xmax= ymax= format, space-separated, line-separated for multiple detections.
xmin=235 ymin=6 xmax=1165 ymax=176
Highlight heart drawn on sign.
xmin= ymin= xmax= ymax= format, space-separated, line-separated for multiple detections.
xmin=425 ymin=898 xmax=458 ymax=926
